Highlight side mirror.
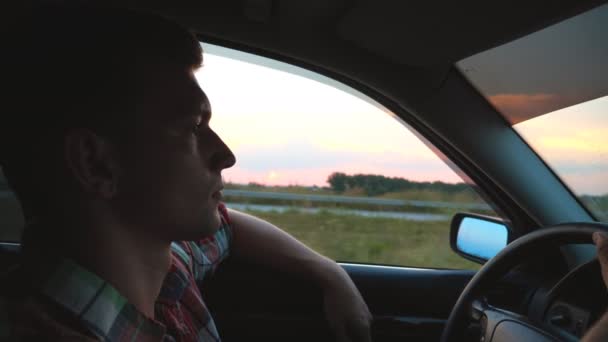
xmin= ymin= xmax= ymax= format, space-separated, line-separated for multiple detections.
xmin=450 ymin=213 xmax=511 ymax=264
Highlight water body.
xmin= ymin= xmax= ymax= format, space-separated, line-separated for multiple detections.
xmin=226 ymin=202 xmax=449 ymax=222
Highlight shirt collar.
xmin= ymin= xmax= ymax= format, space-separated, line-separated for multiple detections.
xmin=157 ymin=245 xmax=192 ymax=304
xmin=35 ymin=258 xmax=167 ymax=341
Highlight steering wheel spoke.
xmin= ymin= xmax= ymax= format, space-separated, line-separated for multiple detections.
xmin=442 ymin=223 xmax=608 ymax=342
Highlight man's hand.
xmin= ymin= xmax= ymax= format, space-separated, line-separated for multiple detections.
xmin=321 ymin=264 xmax=373 ymax=342
xmin=593 ymin=232 xmax=608 ymax=287
xmin=581 ymin=232 xmax=608 ymax=341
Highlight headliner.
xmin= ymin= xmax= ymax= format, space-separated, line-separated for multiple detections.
xmin=89 ymin=0 xmax=607 ymax=115
xmin=116 ymin=0 xmax=607 ymax=67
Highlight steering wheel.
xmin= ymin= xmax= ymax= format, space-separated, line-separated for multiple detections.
xmin=441 ymin=223 xmax=608 ymax=342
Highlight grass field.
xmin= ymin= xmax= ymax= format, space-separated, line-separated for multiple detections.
xmin=0 ymin=181 xmax=489 ymax=270
xmin=242 ymin=208 xmax=481 ymax=270
xmin=2 ymin=168 xmax=605 ymax=272
xmin=0 ymin=196 xmax=481 ymax=270
xmin=224 ymin=185 xmax=497 ymax=218
xmin=226 ymin=182 xmax=487 ymax=204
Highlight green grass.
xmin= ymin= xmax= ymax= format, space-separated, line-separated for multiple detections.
xmin=1 ymin=188 xmax=483 ymax=270
xmin=243 ymin=208 xmax=481 ymax=270
xmin=226 ymin=183 xmax=487 ymax=203
xmin=378 ymin=188 xmax=485 ymax=203
xmin=222 ymin=195 xmax=496 ymax=217
xmin=0 ymin=193 xmax=483 ymax=270
xmin=225 ymin=183 xmax=497 ymax=216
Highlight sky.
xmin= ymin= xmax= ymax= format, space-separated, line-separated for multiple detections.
xmin=196 ymin=46 xmax=462 ymax=188
xmin=196 ymin=32 xmax=607 ymax=195
xmin=515 ymin=97 xmax=608 ymax=196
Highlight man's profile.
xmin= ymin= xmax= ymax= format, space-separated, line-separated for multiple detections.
xmin=0 ymin=4 xmax=372 ymax=341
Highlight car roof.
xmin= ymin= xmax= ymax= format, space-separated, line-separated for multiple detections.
xmin=114 ymin=1 xmax=605 ymax=74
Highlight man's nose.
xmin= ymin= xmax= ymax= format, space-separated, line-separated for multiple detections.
xmin=210 ymin=130 xmax=236 ymax=171
xmin=218 ymin=146 xmax=236 ymax=170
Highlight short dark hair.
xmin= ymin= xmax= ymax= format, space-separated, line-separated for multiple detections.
xmin=0 ymin=3 xmax=203 ymax=218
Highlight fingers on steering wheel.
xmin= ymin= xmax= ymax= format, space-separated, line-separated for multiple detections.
xmin=594 ymin=232 xmax=608 ymax=263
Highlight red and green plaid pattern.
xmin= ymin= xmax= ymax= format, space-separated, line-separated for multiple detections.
xmin=2 ymin=204 xmax=233 ymax=341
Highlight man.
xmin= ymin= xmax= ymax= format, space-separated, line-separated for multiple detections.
xmin=0 ymin=4 xmax=371 ymax=341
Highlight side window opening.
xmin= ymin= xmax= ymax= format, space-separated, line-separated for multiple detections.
xmin=200 ymin=43 xmax=500 ymax=270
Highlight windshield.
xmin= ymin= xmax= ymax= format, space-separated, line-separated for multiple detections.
xmin=455 ymin=3 xmax=608 ymax=222
xmin=515 ymin=97 xmax=608 ymax=222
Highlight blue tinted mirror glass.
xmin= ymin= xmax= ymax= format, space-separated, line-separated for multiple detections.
xmin=456 ymin=217 xmax=508 ymax=261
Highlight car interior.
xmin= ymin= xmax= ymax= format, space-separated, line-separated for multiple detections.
xmin=1 ymin=1 xmax=607 ymax=341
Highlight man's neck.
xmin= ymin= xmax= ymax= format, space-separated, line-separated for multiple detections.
xmin=62 ymin=219 xmax=172 ymax=319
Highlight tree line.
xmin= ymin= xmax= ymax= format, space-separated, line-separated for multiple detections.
xmin=327 ymin=172 xmax=470 ymax=196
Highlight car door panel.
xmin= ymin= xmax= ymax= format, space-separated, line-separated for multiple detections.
xmin=203 ymin=259 xmax=475 ymax=341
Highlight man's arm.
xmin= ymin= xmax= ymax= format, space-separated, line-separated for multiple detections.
xmin=227 ymin=208 xmax=373 ymax=342
xmin=581 ymin=232 xmax=608 ymax=342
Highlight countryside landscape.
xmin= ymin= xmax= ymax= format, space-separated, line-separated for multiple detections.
xmin=1 ymin=171 xmax=606 ymax=270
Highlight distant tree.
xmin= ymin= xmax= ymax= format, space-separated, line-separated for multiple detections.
xmin=326 ymin=172 xmax=471 ymax=196
xmin=327 ymin=172 xmax=348 ymax=193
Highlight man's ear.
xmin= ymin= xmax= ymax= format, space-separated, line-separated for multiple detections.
xmin=64 ymin=128 xmax=121 ymax=199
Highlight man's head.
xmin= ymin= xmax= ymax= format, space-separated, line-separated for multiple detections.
xmin=0 ymin=4 xmax=235 ymax=241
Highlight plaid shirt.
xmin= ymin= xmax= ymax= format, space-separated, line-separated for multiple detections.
xmin=2 ymin=204 xmax=233 ymax=341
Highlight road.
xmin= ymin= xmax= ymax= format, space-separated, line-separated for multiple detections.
xmin=223 ymin=189 xmax=491 ymax=210
xmin=226 ymin=202 xmax=450 ymax=221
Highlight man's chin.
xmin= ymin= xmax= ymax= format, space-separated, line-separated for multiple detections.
xmin=187 ymin=210 xmax=222 ymax=240
xmin=160 ymin=206 xmax=222 ymax=241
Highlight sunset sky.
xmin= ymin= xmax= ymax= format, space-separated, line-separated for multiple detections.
xmin=196 ymin=45 xmax=461 ymax=188
xmin=196 ymin=43 xmax=607 ymax=196
xmin=515 ymin=97 xmax=608 ymax=196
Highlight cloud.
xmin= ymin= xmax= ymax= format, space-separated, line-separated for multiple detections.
xmin=488 ymin=93 xmax=563 ymax=124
